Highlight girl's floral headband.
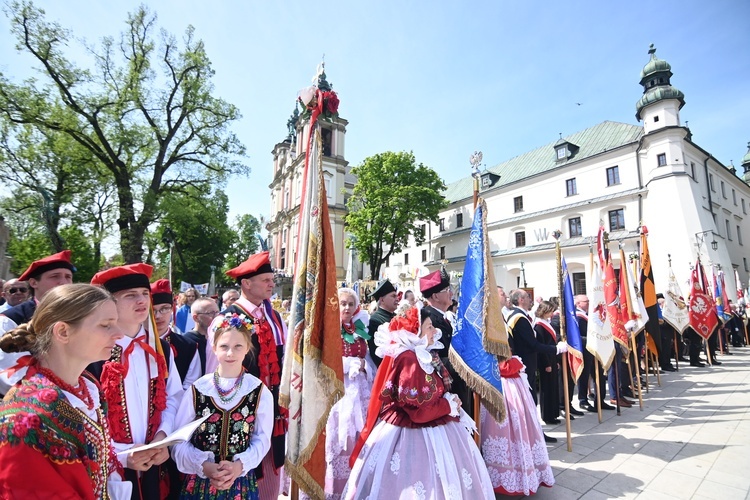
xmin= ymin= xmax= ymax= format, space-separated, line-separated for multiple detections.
xmin=215 ymin=312 xmax=255 ymax=333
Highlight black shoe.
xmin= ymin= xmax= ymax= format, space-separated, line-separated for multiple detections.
xmin=724 ymin=351 xmax=734 ymax=355
xmin=678 ymin=356 xmax=689 ymax=362
xmin=588 ymin=393 xmax=596 ymax=401
xmin=621 ymin=389 xmax=636 ymax=399
xmin=690 ymin=361 xmax=706 ymax=367
xmin=599 ymin=401 xmax=615 ymax=410
xmin=544 ymin=419 xmax=560 ymax=425
xmin=661 ymin=365 xmax=676 ymax=372
xmin=544 ymin=433 xmax=558 ymax=443
xmin=580 ymin=401 xmax=596 ymax=413
xmin=711 ymin=360 xmax=722 ymax=365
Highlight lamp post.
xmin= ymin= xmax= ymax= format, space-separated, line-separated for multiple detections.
xmin=470 ymin=151 xmax=482 ymax=210
xmin=694 ymin=230 xmax=718 ymax=260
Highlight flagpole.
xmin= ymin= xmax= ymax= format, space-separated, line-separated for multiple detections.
xmin=589 ymin=243 xmax=602 ymax=423
xmin=553 ymin=231 xmax=572 ymax=452
xmin=470 ymin=151 xmax=482 ymax=447
xmin=627 ymin=252 xmax=644 ymax=411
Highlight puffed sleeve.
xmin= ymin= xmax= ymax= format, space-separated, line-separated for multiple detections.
xmin=170 ymin=387 xmax=215 ymax=477
xmin=231 ymin=382 xmax=273 ymax=475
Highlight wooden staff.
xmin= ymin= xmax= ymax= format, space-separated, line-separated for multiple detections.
xmin=643 ymin=339 xmax=650 ymax=393
xmin=595 ymin=358 xmax=603 ymax=423
xmin=706 ymin=339 xmax=713 ymax=366
xmin=625 ymin=251 xmax=644 ymax=410
xmin=673 ymin=331 xmax=680 ymax=371
xmin=554 ymin=233 xmax=572 ymax=452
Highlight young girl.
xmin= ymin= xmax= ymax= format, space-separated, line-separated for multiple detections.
xmin=172 ymin=313 xmax=273 ymax=499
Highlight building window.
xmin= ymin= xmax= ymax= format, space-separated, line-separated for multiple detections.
xmin=515 ymin=231 xmax=526 ymax=247
xmin=606 ymin=166 xmax=620 ymax=186
xmin=422 ymin=249 xmax=427 ymax=262
xmin=572 ymin=272 xmax=587 ymax=295
xmin=726 ymin=220 xmax=732 ymax=240
xmin=721 ymin=181 xmax=726 ymax=198
xmin=321 ymin=128 xmax=332 ymax=157
xmin=654 ymin=115 xmax=660 ymax=122
xmin=404 ymin=253 xmax=409 ymax=265
xmin=514 ymin=196 xmax=523 ymax=213
xmin=709 ymin=174 xmax=715 ymax=192
xmin=608 ymin=209 xmax=625 ymax=231
xmin=657 ymin=153 xmax=667 ymax=166
xmin=420 ymin=224 xmax=426 ymax=237
xmin=745 ymin=257 xmax=749 ymax=273
xmin=733 ymin=189 xmax=737 ymax=205
xmin=556 ymin=147 xmax=566 ymax=160
xmin=743 ymin=199 xmax=747 ymax=215
xmin=439 ymin=246 xmax=446 ymax=260
xmin=690 ymin=162 xmax=696 ymax=179
xmin=738 ymin=226 xmax=743 ymax=246
xmin=439 ymin=218 xmax=445 ymax=232
xmin=280 ymin=248 xmax=286 ymax=269
xmin=569 ymin=217 xmax=582 ymax=237
xmin=456 ymin=213 xmax=463 ymax=228
xmin=566 ymin=178 xmax=577 ymax=197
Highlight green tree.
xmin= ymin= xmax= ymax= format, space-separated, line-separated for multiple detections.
xmin=155 ymin=185 xmax=234 ymax=286
xmin=0 ymin=2 xmax=247 ymax=263
xmin=346 ymin=151 xmax=446 ymax=279
xmin=218 ymin=213 xmax=261 ymax=286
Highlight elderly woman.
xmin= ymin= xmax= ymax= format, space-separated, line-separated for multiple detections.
xmin=343 ymin=304 xmax=494 ymax=499
xmin=0 ymin=284 xmax=131 ymax=499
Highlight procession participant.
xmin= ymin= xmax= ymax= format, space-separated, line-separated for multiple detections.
xmin=0 ymin=250 xmax=76 ymax=395
xmin=420 ymin=268 xmax=471 ymax=412
xmin=534 ymin=301 xmax=561 ymax=425
xmin=89 ymin=264 xmax=184 ymax=500
xmin=343 ymin=305 xmax=495 ymax=499
xmin=183 ymin=297 xmax=220 ymax=377
xmin=573 ymin=295 xmax=613 ymax=412
xmin=506 ymin=289 xmax=568 ymax=443
xmin=175 ymin=287 xmax=199 ymax=334
xmin=317 ymin=287 xmax=376 ymax=498
xmin=206 ymin=251 xmax=287 ymax=500
xmin=221 ymin=289 xmax=240 ymax=309
xmin=151 ymin=279 xmax=202 ymax=389
xmin=172 ymin=313 xmax=273 ymax=499
xmin=0 ymin=278 xmax=30 ymax=313
xmin=365 ymin=279 xmax=398 ymax=365
xmin=0 ymin=284 xmax=132 ymax=499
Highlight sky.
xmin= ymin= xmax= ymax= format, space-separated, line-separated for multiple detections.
xmin=1 ymin=1 xmax=749 ymax=244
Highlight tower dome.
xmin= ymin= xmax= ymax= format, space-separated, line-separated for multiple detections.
xmin=635 ymin=44 xmax=685 ymax=121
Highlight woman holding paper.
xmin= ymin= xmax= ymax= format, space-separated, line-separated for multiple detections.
xmin=172 ymin=312 xmax=272 ymax=499
xmin=0 ymin=284 xmax=131 ymax=499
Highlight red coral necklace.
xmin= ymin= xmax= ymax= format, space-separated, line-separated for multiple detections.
xmin=38 ymin=366 xmax=94 ymax=410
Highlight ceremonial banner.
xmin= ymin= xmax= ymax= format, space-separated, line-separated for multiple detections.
xmin=587 ymin=258 xmax=615 ymax=370
xmin=562 ymin=257 xmax=584 ymax=381
xmin=715 ymin=270 xmax=732 ymax=322
xmin=450 ymin=199 xmax=510 ymax=422
xmin=279 ymin=123 xmax=344 ymax=498
xmin=640 ymin=227 xmax=661 ymax=351
xmin=689 ymin=260 xmax=719 ymax=340
xmin=662 ymin=265 xmax=690 ymax=333
xmin=735 ymin=268 xmax=744 ymax=301
xmin=605 ymin=258 xmax=629 ymax=351
xmin=622 ymin=248 xmax=648 ymax=335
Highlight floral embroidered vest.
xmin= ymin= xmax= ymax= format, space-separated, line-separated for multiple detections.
xmin=190 ymin=384 xmax=262 ymax=462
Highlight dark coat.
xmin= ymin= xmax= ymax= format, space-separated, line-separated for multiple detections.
xmin=0 ymin=299 xmax=37 ymax=327
xmin=367 ymin=307 xmax=395 ymax=366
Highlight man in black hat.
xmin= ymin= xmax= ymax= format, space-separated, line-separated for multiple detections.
xmin=367 ymin=279 xmax=399 ymax=365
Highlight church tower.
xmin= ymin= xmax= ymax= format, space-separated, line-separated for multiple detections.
xmin=635 ymin=44 xmax=686 ymax=134
xmin=267 ymin=65 xmax=353 ymax=294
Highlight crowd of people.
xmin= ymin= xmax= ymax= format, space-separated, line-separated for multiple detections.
xmin=0 ymin=249 xmax=744 ymax=499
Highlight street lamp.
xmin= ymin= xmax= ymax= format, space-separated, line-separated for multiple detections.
xmin=695 ymin=230 xmax=718 ymax=253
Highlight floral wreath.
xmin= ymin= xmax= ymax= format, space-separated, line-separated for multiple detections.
xmin=215 ymin=312 xmax=255 ymax=333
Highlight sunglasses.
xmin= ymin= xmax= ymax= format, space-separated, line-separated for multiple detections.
xmin=8 ymin=288 xmax=28 ymax=294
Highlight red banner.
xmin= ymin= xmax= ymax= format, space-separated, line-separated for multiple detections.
xmin=689 ymin=261 xmax=719 ymax=340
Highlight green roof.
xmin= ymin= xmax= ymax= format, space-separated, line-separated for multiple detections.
xmin=442 ymin=120 xmax=644 ymax=203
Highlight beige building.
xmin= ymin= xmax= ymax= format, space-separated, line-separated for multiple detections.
xmin=266 ymin=68 xmax=357 ymax=295
xmin=382 ymin=46 xmax=750 ymax=300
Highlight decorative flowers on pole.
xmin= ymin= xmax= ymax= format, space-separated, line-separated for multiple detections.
xmin=298 ymin=86 xmax=340 ymax=122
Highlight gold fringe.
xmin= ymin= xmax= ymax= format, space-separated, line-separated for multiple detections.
xmin=449 ymin=348 xmax=507 ymax=424
xmin=483 ymin=336 xmax=512 ymax=359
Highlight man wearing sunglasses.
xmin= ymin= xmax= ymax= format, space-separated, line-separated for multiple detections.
xmin=0 ymin=279 xmax=29 ymax=314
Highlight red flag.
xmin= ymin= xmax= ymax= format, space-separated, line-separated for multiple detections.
xmin=596 ymin=225 xmax=607 ymax=269
xmin=604 ymin=258 xmax=629 ymax=350
xmin=688 ymin=261 xmax=719 ymax=340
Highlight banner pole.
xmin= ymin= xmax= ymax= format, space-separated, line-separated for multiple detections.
xmin=595 ymin=358 xmax=603 ymax=423
xmin=630 ymin=333 xmax=644 ymax=410
xmin=555 ymin=237 xmax=572 ymax=452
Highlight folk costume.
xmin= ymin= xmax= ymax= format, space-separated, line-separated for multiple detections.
xmin=0 ymin=363 xmax=132 ymax=499
xmin=533 ymin=317 xmax=560 ymax=424
xmin=171 ymin=371 xmax=273 ymax=500
xmin=205 ymin=252 xmax=287 ymax=500
xmin=366 ymin=279 xmax=397 ymax=366
xmin=479 ymin=357 xmax=554 ymax=496
xmin=152 ymin=279 xmax=202 ymax=389
xmin=0 ymin=251 xmax=76 ymax=395
xmin=320 ymin=290 xmax=375 ymax=498
xmin=343 ymin=307 xmax=494 ymax=500
xmin=89 ymin=264 xmax=184 ymax=500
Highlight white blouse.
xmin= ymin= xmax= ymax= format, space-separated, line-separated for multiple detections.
xmin=171 ymin=372 xmax=273 ymax=478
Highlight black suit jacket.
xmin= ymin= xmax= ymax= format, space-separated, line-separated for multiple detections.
xmin=0 ymin=299 xmax=37 ymax=327
xmin=507 ymin=308 xmax=556 ymax=382
xmin=367 ymin=307 xmax=395 ymax=366
xmin=422 ymin=305 xmax=453 ymax=359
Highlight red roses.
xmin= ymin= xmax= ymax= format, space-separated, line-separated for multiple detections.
xmin=323 ymin=91 xmax=340 ymax=115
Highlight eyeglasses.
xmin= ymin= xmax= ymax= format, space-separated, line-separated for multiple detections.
xmin=153 ymin=307 xmax=173 ymax=316
xmin=8 ymin=288 xmax=28 ymax=294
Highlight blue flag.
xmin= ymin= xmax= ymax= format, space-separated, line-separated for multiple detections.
xmin=449 ymin=199 xmax=511 ymax=422
xmin=562 ymin=257 xmax=584 ymax=382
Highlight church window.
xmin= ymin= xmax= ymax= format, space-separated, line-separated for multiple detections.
xmin=657 ymin=153 xmax=667 ymax=166
xmin=321 ymin=128 xmax=333 ymax=157
xmin=569 ymin=217 xmax=582 ymax=237
xmin=606 ymin=166 xmax=620 ymax=186
xmin=566 ymin=178 xmax=577 ymax=197
xmin=608 ymin=209 xmax=625 ymax=231
xmin=515 ymin=231 xmax=526 ymax=247
xmin=514 ymin=196 xmax=524 ymax=213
